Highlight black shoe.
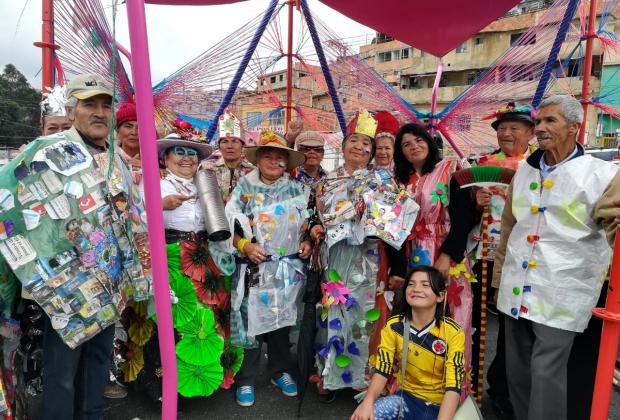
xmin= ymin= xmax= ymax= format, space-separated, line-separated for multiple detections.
xmin=487 ymin=304 xmax=499 ymax=316
xmin=318 ymin=390 xmax=337 ymax=404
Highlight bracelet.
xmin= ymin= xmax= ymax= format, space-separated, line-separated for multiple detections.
xmin=236 ymin=238 xmax=250 ymax=254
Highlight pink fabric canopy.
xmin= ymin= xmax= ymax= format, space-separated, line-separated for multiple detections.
xmin=145 ymin=0 xmax=247 ymax=4
xmin=318 ymin=0 xmax=521 ymax=57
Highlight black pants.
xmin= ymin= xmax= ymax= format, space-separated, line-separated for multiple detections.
xmin=471 ymin=260 xmax=510 ymax=404
xmin=42 ymin=317 xmax=114 ymax=420
xmin=566 ymin=284 xmax=607 ymax=420
xmin=235 ymin=326 xmax=295 ymax=386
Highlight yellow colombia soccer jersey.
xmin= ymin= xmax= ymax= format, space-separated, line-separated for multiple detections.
xmin=375 ymin=315 xmax=465 ymax=405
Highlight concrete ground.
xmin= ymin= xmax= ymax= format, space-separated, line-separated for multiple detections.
xmin=25 ymin=312 xmax=620 ymax=419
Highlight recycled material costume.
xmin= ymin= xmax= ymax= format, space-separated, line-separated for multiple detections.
xmin=0 ymin=127 xmax=153 ymax=419
xmin=222 ymin=168 xmax=309 ymax=348
xmin=314 ymin=163 xmax=418 ymax=391
xmin=136 ymin=133 xmax=241 ymax=400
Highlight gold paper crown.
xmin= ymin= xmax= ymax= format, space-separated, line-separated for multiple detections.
xmin=352 ymin=110 xmax=378 ymax=138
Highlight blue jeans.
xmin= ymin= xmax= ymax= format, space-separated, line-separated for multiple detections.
xmin=42 ymin=317 xmax=114 ymax=420
xmin=374 ymin=390 xmax=440 ymax=420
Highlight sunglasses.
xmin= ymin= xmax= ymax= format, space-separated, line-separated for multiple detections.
xmin=299 ymin=146 xmax=325 ymax=152
xmin=172 ymin=146 xmax=198 ymax=158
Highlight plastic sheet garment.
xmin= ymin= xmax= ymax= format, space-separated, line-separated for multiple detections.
xmin=220 ymin=170 xmax=309 ymax=348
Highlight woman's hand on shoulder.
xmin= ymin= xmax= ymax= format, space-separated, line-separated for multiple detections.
xmin=350 ymin=400 xmax=374 ymax=420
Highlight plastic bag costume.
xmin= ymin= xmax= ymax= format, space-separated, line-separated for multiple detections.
xmin=218 ymin=169 xmax=309 ymax=348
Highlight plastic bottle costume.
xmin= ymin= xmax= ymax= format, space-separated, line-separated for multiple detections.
xmin=314 ymin=165 xmax=418 ymax=391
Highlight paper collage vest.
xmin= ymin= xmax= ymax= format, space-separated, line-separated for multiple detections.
xmin=0 ymin=134 xmax=152 ymax=348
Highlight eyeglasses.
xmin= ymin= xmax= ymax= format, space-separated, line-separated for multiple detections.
xmin=172 ymin=146 xmax=198 ymax=158
xmin=299 ymin=146 xmax=325 ymax=153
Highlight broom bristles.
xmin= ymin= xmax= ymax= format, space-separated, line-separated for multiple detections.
xmin=452 ymin=166 xmax=516 ymax=189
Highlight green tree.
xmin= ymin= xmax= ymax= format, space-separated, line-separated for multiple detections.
xmin=0 ymin=64 xmax=41 ymax=147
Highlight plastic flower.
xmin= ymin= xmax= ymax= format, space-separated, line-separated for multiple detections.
xmin=430 ymin=181 xmax=448 ymax=205
xmin=409 ymin=246 xmax=431 ymax=268
xmin=322 ymin=281 xmax=350 ymax=306
xmin=447 ymin=280 xmax=464 ymax=307
xmin=448 ymin=262 xmax=467 ymax=278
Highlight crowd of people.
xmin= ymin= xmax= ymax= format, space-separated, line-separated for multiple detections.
xmin=0 ymin=72 xmax=618 ymax=420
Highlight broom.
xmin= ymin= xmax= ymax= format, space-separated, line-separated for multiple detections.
xmin=452 ymin=166 xmax=515 ymax=407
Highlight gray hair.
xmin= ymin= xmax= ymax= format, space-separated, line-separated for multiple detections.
xmin=537 ymin=95 xmax=583 ymax=124
xmin=65 ymin=96 xmax=78 ymax=111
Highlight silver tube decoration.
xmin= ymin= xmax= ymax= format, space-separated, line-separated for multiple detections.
xmin=195 ymin=169 xmax=231 ymax=241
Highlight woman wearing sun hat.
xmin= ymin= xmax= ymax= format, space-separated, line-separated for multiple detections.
xmin=218 ymin=130 xmax=312 ymax=407
xmin=135 ymin=133 xmax=241 ymax=401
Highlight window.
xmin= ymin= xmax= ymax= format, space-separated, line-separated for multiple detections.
xmin=377 ymin=51 xmax=392 ymax=62
xmin=392 ymin=49 xmax=400 ymax=60
xmin=475 ymin=37 xmax=484 ymax=45
xmin=510 ymin=32 xmax=536 ymax=46
xmin=438 ymin=74 xmax=448 ymax=87
xmin=401 ymin=48 xmax=410 ymax=59
xmin=456 ymin=42 xmax=467 ymax=53
xmin=246 ymin=111 xmax=262 ymax=128
xmin=357 ymin=92 xmax=363 ymax=99
xmin=279 ymin=74 xmax=284 ymax=82
xmin=269 ymin=109 xmax=284 ymax=126
xmin=270 ymin=76 xmax=276 ymax=84
xmin=420 ymin=50 xmax=425 ymax=57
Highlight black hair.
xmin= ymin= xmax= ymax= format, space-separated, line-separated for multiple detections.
xmin=393 ymin=123 xmax=441 ymax=184
xmin=342 ymin=133 xmax=376 ymax=162
xmin=394 ymin=265 xmax=449 ymax=323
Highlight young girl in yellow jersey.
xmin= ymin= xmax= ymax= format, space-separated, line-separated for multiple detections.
xmin=351 ymin=266 xmax=465 ymax=420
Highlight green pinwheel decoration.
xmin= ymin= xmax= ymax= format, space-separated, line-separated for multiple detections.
xmin=177 ymin=358 xmax=223 ymax=398
xmin=176 ymin=307 xmax=224 ymax=365
xmin=220 ymin=341 xmax=244 ymax=374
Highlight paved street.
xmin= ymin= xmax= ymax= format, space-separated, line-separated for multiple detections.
xmin=25 ymin=313 xmax=619 ymax=419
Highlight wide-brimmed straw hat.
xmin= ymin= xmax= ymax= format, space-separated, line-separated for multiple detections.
xmin=244 ymin=131 xmax=306 ymax=170
xmin=157 ymin=134 xmax=213 ymax=160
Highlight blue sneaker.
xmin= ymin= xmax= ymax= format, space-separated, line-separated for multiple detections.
xmin=271 ymin=373 xmax=298 ymax=397
xmin=236 ymin=385 xmax=255 ymax=407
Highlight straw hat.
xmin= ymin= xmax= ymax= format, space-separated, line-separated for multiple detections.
xmin=157 ymin=134 xmax=213 ymax=161
xmin=244 ymin=131 xmax=305 ymax=170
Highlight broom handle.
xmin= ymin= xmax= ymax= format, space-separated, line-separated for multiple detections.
xmin=476 ymin=207 xmax=490 ymax=407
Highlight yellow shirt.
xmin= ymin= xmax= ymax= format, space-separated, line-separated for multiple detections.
xmin=375 ymin=315 xmax=465 ymax=405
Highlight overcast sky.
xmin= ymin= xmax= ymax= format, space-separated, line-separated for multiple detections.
xmin=0 ymin=0 xmax=374 ymax=90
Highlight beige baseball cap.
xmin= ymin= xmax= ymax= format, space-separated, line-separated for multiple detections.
xmin=66 ymin=74 xmax=114 ymax=100
xmin=295 ymin=131 xmax=325 ymax=149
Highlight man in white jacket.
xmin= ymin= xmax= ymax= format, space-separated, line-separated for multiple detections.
xmin=492 ymin=95 xmax=620 ymax=420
